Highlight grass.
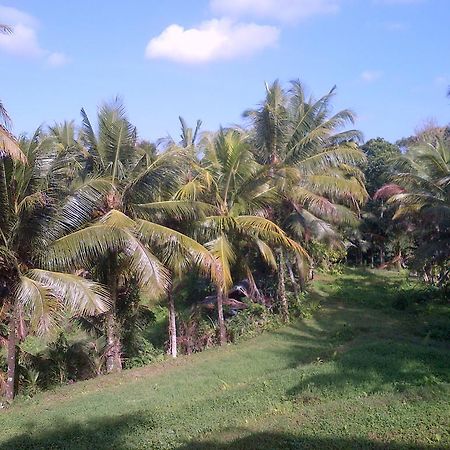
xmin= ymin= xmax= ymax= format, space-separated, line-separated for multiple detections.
xmin=0 ymin=268 xmax=449 ymax=449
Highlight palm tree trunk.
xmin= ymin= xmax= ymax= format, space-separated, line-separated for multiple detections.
xmin=286 ymin=258 xmax=299 ymax=297
xmin=6 ymin=311 xmax=16 ymax=402
xmin=167 ymin=284 xmax=177 ymax=358
xmin=105 ymin=311 xmax=121 ymax=373
xmin=217 ymin=289 xmax=226 ymax=345
xmin=105 ymin=254 xmax=122 ymax=373
xmin=277 ymin=248 xmax=289 ymax=322
xmin=397 ymin=249 xmax=402 ymax=272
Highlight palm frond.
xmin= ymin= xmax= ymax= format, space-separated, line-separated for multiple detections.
xmin=27 ymin=269 xmax=111 ymax=316
xmin=0 ymin=125 xmax=27 ymax=163
xmin=16 ymin=275 xmax=61 ymax=336
xmin=205 ymin=234 xmax=234 ymax=290
xmin=44 ymin=223 xmax=127 ymax=271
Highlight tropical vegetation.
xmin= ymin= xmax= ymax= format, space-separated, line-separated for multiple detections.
xmin=1 ymin=76 xmax=449 ymax=405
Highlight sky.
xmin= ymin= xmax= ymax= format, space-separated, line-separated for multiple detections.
xmin=1 ymin=0 xmax=449 ymax=144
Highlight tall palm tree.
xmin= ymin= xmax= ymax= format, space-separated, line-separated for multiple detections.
xmin=0 ymin=129 xmax=110 ymax=401
xmin=245 ymin=80 xmax=367 ymax=318
xmin=46 ymin=100 xmax=220 ymax=371
xmin=194 ymin=129 xmax=307 ymax=342
xmin=157 ymin=116 xmax=205 ymax=358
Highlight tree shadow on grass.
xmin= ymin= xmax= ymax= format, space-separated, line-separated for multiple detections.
xmin=177 ymin=430 xmax=444 ymax=450
xmin=2 ymin=422 xmax=444 ymax=450
xmin=0 ymin=412 xmax=157 ymax=450
xmin=267 ymin=266 xmax=449 ymax=385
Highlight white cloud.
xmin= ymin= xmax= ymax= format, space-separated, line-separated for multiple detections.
xmin=0 ymin=6 xmax=69 ymax=67
xmin=210 ymin=0 xmax=340 ymax=23
xmin=361 ymin=70 xmax=383 ymax=82
xmin=0 ymin=5 xmax=36 ymax=27
xmin=47 ymin=51 xmax=71 ymax=67
xmin=0 ymin=22 xmax=43 ymax=57
xmin=145 ymin=19 xmax=279 ymax=64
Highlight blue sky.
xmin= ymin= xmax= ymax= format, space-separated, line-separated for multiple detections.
xmin=1 ymin=0 xmax=449 ymax=144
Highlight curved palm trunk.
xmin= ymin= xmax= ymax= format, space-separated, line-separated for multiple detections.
xmin=5 ymin=310 xmax=16 ymax=402
xmin=217 ymin=289 xmax=226 ymax=345
xmin=277 ymin=248 xmax=289 ymax=322
xmin=105 ymin=255 xmax=122 ymax=373
xmin=167 ymin=284 xmax=177 ymax=358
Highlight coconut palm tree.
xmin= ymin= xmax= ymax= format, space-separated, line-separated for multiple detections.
xmin=193 ymin=129 xmax=307 ymax=342
xmin=46 ymin=100 xmax=220 ymax=371
xmin=157 ymin=116 xmax=205 ymax=358
xmin=244 ymin=80 xmax=367 ymax=318
xmin=0 ymin=129 xmax=110 ymax=401
xmin=375 ymin=137 xmax=450 ymax=285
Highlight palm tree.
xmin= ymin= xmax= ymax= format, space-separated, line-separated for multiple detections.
xmin=244 ymin=80 xmax=367 ymax=318
xmin=375 ymin=137 xmax=450 ymax=284
xmin=46 ymin=100 xmax=220 ymax=371
xmin=158 ymin=116 xmax=205 ymax=358
xmin=0 ymin=129 xmax=110 ymax=401
xmin=194 ymin=129 xmax=307 ymax=342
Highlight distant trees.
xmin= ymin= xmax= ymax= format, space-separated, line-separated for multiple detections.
xmin=355 ymin=138 xmax=405 ymax=268
xmin=375 ymin=130 xmax=449 ymax=288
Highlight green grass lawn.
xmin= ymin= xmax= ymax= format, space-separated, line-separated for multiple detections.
xmin=1 ymin=268 xmax=449 ymax=450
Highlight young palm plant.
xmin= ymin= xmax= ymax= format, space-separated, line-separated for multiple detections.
xmin=0 ymin=129 xmax=110 ymax=401
xmin=47 ymin=100 xmax=220 ymax=371
xmin=244 ymin=80 xmax=367 ymax=318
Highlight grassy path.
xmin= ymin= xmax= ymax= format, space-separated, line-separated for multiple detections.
xmin=0 ymin=269 xmax=449 ymax=449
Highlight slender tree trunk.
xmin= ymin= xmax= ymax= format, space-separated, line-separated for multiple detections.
xmin=277 ymin=248 xmax=289 ymax=322
xmin=380 ymin=248 xmax=385 ymax=266
xmin=397 ymin=250 xmax=402 ymax=272
xmin=286 ymin=258 xmax=299 ymax=297
xmin=106 ymin=255 xmax=122 ymax=373
xmin=217 ymin=289 xmax=226 ymax=345
xmin=6 ymin=311 xmax=16 ymax=402
xmin=167 ymin=284 xmax=177 ymax=358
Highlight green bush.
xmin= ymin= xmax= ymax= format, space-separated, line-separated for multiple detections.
xmin=227 ymin=301 xmax=282 ymax=343
xmin=123 ymin=339 xmax=164 ymax=369
xmin=393 ymin=283 xmax=442 ymax=310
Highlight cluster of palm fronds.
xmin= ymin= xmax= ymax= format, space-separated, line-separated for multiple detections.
xmin=0 ymin=80 xmax=369 ymax=401
xmin=375 ymin=128 xmax=450 ymax=288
